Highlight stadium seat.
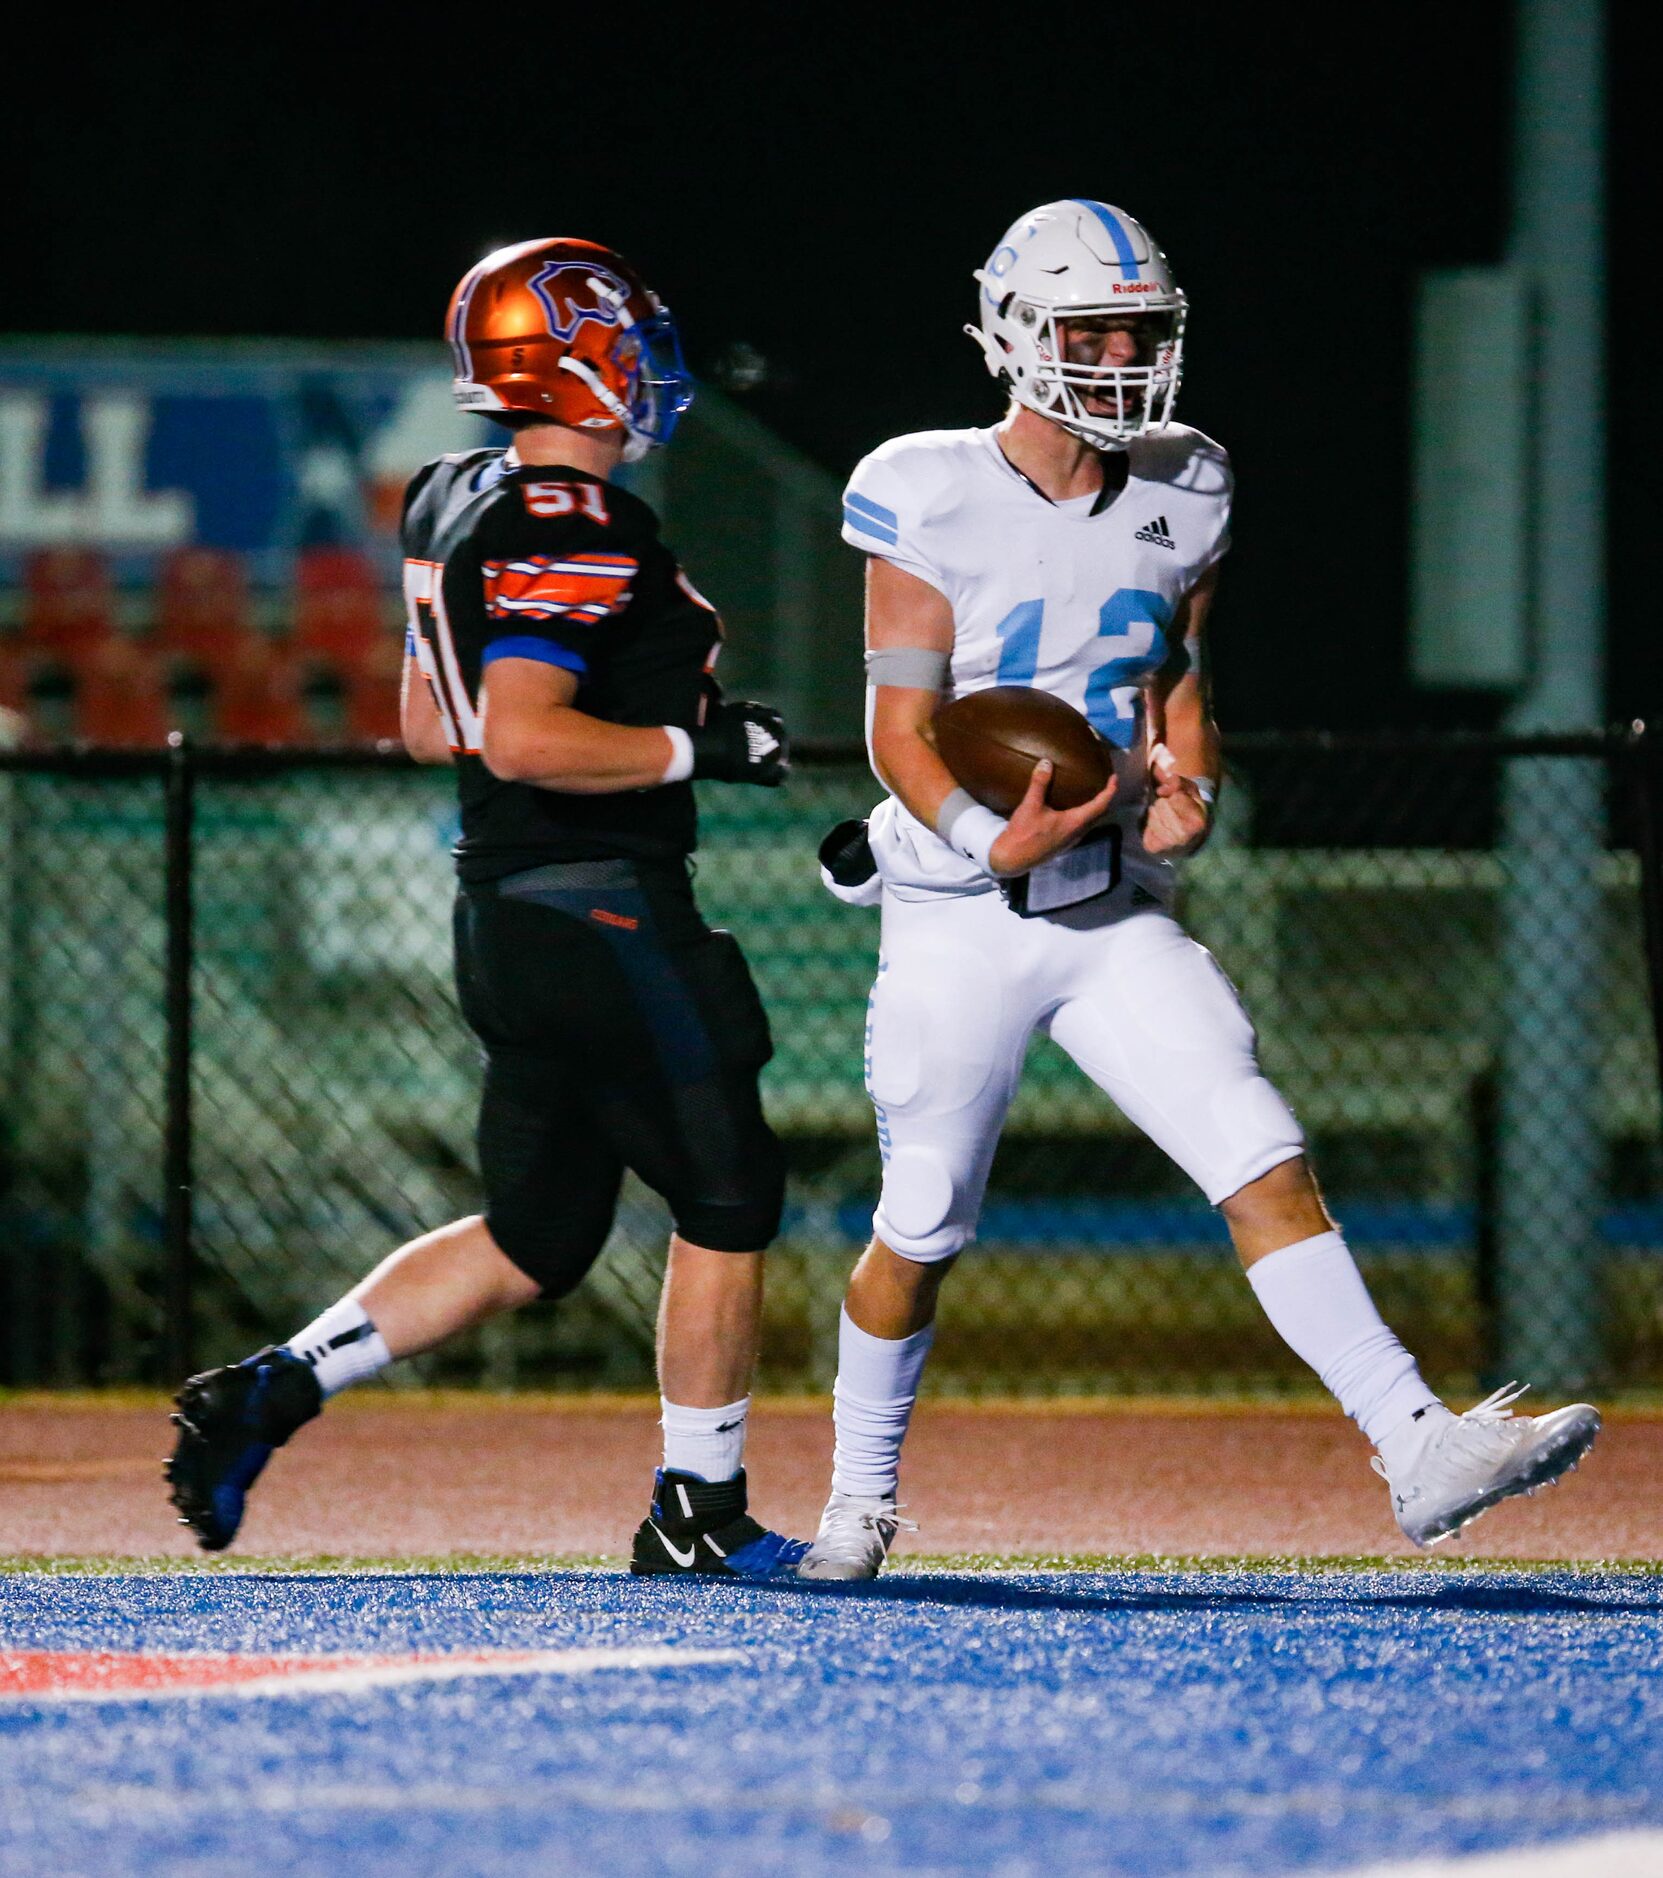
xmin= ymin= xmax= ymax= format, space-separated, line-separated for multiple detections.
xmin=20 ymin=547 xmax=116 ymax=659
xmin=0 ymin=640 xmax=29 ymax=713
xmin=341 ymin=639 xmax=404 ymax=744
xmin=210 ymin=637 xmax=310 ymax=744
xmin=71 ymin=638 xmax=173 ymax=747
xmin=0 ymin=641 xmax=33 ymax=747
xmin=156 ymin=547 xmax=253 ymax=662
xmin=293 ymin=547 xmax=386 ymax=663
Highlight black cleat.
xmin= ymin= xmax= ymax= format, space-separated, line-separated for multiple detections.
xmin=629 ymin=1468 xmax=809 ymax=1581
xmin=164 ymin=1347 xmax=322 ymax=1551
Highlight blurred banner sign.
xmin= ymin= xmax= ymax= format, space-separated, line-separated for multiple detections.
xmin=0 ymin=341 xmax=484 ymax=586
xmin=0 ymin=339 xmax=863 ymax=734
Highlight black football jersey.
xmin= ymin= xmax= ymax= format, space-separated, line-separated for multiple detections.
xmin=400 ymin=449 xmax=722 ymax=881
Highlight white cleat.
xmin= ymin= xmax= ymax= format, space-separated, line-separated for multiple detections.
xmin=1372 ymin=1384 xmax=1601 ymax=1548
xmin=797 ymin=1490 xmax=917 ymax=1581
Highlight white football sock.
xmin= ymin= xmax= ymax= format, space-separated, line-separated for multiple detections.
xmin=284 ymin=1298 xmax=391 ymax=1398
xmin=830 ymin=1307 xmax=936 ymax=1502
xmin=660 ymin=1396 xmax=749 ymax=1482
xmin=1245 ymin=1230 xmax=1448 ymax=1448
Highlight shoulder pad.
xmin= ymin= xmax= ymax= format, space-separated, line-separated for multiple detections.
xmin=1128 ymin=424 xmax=1232 ymax=495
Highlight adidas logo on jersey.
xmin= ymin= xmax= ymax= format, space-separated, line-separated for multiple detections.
xmin=1134 ymin=515 xmax=1176 ymax=550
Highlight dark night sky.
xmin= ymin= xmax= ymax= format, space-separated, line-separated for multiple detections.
xmin=5 ymin=8 xmax=1653 ymax=730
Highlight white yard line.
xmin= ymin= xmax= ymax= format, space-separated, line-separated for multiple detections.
xmin=1318 ymin=1827 xmax=1663 ymax=1877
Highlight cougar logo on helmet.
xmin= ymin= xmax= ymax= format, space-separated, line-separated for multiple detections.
xmin=527 ymin=262 xmax=631 ymax=343
xmin=446 ymin=237 xmax=694 ymax=461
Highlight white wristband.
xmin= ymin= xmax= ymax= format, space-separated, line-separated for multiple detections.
xmin=660 ymin=725 xmax=694 ymax=784
xmin=938 ymin=791 xmax=1008 ymax=874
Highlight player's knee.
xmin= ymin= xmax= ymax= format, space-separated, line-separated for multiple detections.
xmin=675 ymin=1136 xmax=786 ymax=1253
xmin=671 ymin=1194 xmax=781 ymax=1253
xmin=874 ymin=1145 xmax=969 ymax=1263
xmin=1218 ymin=1150 xmax=1325 ymax=1227
xmin=1198 ymin=1077 xmax=1307 ymax=1207
xmin=483 ymin=1206 xmax=609 ymax=1301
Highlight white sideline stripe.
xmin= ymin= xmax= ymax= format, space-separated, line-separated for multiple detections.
xmin=22 ymin=1646 xmax=744 ymax=1707
xmin=1315 ymin=1827 xmax=1663 ymax=1877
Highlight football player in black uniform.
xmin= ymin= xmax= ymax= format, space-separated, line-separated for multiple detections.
xmin=166 ymin=238 xmax=807 ymax=1579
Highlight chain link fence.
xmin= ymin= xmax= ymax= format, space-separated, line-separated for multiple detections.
xmin=3 ymin=734 xmax=1660 ymax=1397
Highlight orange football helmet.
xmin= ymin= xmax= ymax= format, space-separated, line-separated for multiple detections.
xmin=446 ymin=238 xmax=693 ymax=459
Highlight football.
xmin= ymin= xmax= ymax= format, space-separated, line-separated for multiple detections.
xmin=933 ymin=686 xmax=1113 ymax=815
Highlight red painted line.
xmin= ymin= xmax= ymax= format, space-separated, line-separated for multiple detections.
xmin=2 ymin=1649 xmax=381 ymax=1695
xmin=0 ymin=1645 xmax=744 ymax=1705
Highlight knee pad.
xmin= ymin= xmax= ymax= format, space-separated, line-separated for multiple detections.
xmin=874 ymin=1145 xmax=967 ymax=1263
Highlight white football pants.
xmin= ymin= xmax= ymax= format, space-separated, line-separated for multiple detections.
xmin=866 ymin=889 xmax=1305 ymax=1262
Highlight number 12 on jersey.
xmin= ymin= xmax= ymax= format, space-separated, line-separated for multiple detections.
xmin=404 ymin=558 xmax=482 ymax=755
xmin=994 ymin=587 xmax=1173 ymax=749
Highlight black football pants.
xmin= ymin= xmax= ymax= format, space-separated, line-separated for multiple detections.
xmin=452 ymin=858 xmax=786 ymax=1296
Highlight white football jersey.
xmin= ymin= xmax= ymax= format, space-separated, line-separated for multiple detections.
xmin=841 ymin=423 xmax=1232 ymax=900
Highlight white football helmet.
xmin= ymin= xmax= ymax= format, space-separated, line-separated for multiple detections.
xmin=966 ymin=199 xmax=1187 ymax=449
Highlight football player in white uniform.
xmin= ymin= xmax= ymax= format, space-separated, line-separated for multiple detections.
xmin=800 ymin=199 xmax=1600 ymax=1577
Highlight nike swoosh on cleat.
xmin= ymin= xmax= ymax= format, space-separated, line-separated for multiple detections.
xmin=652 ymin=1524 xmax=697 ymax=1569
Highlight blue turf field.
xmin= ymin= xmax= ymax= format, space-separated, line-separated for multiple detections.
xmin=2 ymin=1567 xmax=1660 ymax=1877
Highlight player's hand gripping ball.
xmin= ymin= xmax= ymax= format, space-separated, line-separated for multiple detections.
xmin=932 ymin=686 xmax=1113 ymax=815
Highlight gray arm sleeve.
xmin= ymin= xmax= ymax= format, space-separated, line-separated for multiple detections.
xmin=865 ymin=646 xmax=950 ymax=690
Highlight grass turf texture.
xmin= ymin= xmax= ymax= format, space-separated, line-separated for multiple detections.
xmin=5 ymin=1563 xmax=1661 ymax=1875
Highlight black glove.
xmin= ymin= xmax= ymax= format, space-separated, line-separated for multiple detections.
xmin=689 ymin=699 xmax=789 ymax=786
xmin=818 ymin=818 xmax=876 ymax=888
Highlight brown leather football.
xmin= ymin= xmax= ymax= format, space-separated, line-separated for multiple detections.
xmin=933 ymin=686 xmax=1113 ymax=815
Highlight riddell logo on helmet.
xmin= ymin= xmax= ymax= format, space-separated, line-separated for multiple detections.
xmin=1112 ymin=282 xmax=1161 ymax=294
xmin=527 ymin=261 xmax=630 ymax=342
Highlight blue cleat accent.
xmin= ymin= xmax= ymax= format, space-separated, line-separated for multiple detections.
xmin=722 ymin=1529 xmax=813 ymax=1580
xmin=164 ymin=1346 xmax=322 ymax=1552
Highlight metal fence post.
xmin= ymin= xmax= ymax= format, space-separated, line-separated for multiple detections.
xmin=163 ymin=734 xmax=196 ymax=1381
xmin=1495 ymin=754 xmax=1606 ymax=1389
xmin=1629 ymin=721 xmax=1663 ymax=1124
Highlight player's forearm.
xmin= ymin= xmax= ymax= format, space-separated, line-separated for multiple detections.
xmin=1163 ymin=716 xmax=1220 ymax=789
xmin=401 ymin=659 xmax=456 ymax=765
xmin=1156 ymin=684 xmax=1221 ymax=790
xmin=483 ymin=706 xmax=676 ymax=794
xmin=872 ymin=717 xmax=964 ymax=833
xmin=403 ymin=725 xmax=455 ymax=766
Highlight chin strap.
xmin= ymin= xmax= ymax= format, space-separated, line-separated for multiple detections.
xmin=963 ymin=321 xmax=1004 ymax=373
xmin=557 ymin=354 xmax=631 ymax=427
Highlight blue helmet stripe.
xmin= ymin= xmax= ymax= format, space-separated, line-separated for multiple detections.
xmin=1069 ymin=199 xmax=1142 ymax=279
